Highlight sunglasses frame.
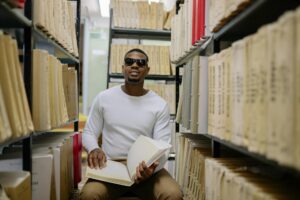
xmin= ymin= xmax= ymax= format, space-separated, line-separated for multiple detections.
xmin=124 ymin=57 xmax=147 ymax=68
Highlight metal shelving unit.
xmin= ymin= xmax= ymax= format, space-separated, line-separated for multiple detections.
xmin=210 ymin=0 xmax=300 ymax=164
xmin=175 ymin=0 xmax=300 ymax=175
xmin=172 ymin=36 xmax=212 ymax=66
xmin=33 ymin=27 xmax=79 ymax=64
xmin=0 ymin=1 xmax=31 ymax=28
xmin=0 ymin=0 xmax=81 ymax=174
xmin=111 ymin=27 xmax=171 ymax=40
xmin=32 ymin=119 xmax=79 ymax=137
xmin=107 ymin=9 xmax=174 ymax=87
xmin=213 ymin=0 xmax=300 ymax=42
xmin=178 ymin=131 xmax=300 ymax=177
xmin=109 ymin=73 xmax=176 ymax=81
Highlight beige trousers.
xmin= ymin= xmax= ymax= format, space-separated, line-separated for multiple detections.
xmin=80 ymin=168 xmax=183 ymax=200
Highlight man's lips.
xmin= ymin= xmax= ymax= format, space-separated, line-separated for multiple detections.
xmin=130 ymin=71 xmax=139 ymax=76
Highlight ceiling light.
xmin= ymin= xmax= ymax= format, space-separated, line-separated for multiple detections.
xmin=99 ymin=0 xmax=110 ymax=18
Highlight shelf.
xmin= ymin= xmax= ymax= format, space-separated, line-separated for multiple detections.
xmin=0 ymin=134 xmax=31 ymax=151
xmin=172 ymin=36 xmax=212 ymax=66
xmin=168 ymin=153 xmax=176 ymax=160
xmin=33 ymin=27 xmax=79 ymax=64
xmin=32 ymin=118 xmax=79 ymax=136
xmin=0 ymin=2 xmax=31 ymax=28
xmin=176 ymin=0 xmax=184 ymax=4
xmin=109 ymin=73 xmax=176 ymax=81
xmin=214 ymin=0 xmax=300 ymax=41
xmin=202 ymin=133 xmax=300 ymax=177
xmin=179 ymin=132 xmax=211 ymax=140
xmin=111 ymin=27 xmax=171 ymax=40
xmin=170 ymin=114 xmax=176 ymax=118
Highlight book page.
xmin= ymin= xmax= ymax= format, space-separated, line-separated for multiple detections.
xmin=198 ymin=56 xmax=208 ymax=134
xmin=0 ymin=86 xmax=12 ymax=142
xmin=32 ymin=50 xmax=51 ymax=131
xmin=0 ymin=35 xmax=22 ymax=136
xmin=86 ymin=160 xmax=133 ymax=186
xmin=11 ymin=40 xmax=34 ymax=134
xmin=127 ymin=135 xmax=171 ymax=180
xmin=296 ymin=7 xmax=300 ymax=169
xmin=4 ymin=36 xmax=27 ymax=136
xmin=190 ymin=55 xmax=200 ymax=133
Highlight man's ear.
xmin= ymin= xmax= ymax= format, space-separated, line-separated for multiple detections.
xmin=122 ymin=65 xmax=125 ymax=73
xmin=145 ymin=66 xmax=150 ymax=75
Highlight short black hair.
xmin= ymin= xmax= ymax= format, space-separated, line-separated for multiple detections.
xmin=124 ymin=48 xmax=149 ymax=62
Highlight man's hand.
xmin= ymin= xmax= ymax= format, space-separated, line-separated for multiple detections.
xmin=134 ymin=161 xmax=159 ymax=184
xmin=88 ymin=148 xmax=107 ymax=169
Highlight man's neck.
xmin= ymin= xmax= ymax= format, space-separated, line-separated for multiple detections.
xmin=121 ymin=84 xmax=147 ymax=96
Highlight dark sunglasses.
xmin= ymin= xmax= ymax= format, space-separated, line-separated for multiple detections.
xmin=124 ymin=58 xmax=147 ymax=67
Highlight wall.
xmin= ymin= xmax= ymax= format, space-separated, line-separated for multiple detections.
xmin=82 ymin=18 xmax=110 ymax=115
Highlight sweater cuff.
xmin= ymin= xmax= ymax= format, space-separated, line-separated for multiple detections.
xmin=87 ymin=144 xmax=101 ymax=153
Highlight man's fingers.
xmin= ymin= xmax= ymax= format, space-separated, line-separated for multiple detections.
xmin=97 ymin=152 xmax=106 ymax=168
xmin=88 ymin=148 xmax=107 ymax=169
xmin=142 ymin=161 xmax=152 ymax=177
xmin=142 ymin=161 xmax=147 ymax=170
xmin=135 ymin=161 xmax=158 ymax=184
xmin=148 ymin=161 xmax=159 ymax=171
xmin=136 ymin=166 xmax=141 ymax=181
xmin=152 ymin=161 xmax=159 ymax=169
xmin=88 ymin=155 xmax=94 ymax=168
xmin=89 ymin=152 xmax=100 ymax=169
xmin=93 ymin=155 xmax=100 ymax=169
xmin=139 ymin=162 xmax=144 ymax=175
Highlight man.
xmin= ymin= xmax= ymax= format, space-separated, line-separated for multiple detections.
xmin=80 ymin=48 xmax=183 ymax=200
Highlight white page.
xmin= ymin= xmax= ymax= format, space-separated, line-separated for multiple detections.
xmin=86 ymin=160 xmax=133 ymax=186
xmin=127 ymin=136 xmax=171 ymax=179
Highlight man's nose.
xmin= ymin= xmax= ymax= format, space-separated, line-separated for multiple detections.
xmin=131 ymin=61 xmax=139 ymax=68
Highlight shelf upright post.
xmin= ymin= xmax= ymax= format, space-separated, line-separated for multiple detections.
xmin=74 ymin=121 xmax=79 ymax=132
xmin=23 ymin=0 xmax=33 ymax=172
xmin=76 ymin=0 xmax=81 ymax=48
xmin=212 ymin=140 xmax=220 ymax=157
xmin=74 ymin=0 xmax=81 ymax=133
xmin=213 ymin=38 xmax=220 ymax=53
xmin=176 ymin=0 xmax=181 ymax=14
xmin=107 ymin=9 xmax=113 ymax=89
xmin=211 ymin=35 xmax=221 ymax=158
xmin=175 ymin=65 xmax=182 ymax=132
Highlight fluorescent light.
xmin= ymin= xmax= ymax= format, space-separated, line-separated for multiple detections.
xmin=148 ymin=0 xmax=160 ymax=3
xmin=99 ymin=0 xmax=110 ymax=18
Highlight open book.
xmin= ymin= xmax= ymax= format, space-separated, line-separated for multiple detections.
xmin=85 ymin=135 xmax=172 ymax=186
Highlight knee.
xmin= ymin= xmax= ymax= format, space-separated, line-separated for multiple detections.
xmin=79 ymin=185 xmax=108 ymax=200
xmin=159 ymin=187 xmax=183 ymax=200
xmin=79 ymin=188 xmax=101 ymax=200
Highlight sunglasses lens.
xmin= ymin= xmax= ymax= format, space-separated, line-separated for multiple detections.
xmin=125 ymin=58 xmax=134 ymax=66
xmin=136 ymin=59 xmax=146 ymax=67
xmin=124 ymin=58 xmax=147 ymax=67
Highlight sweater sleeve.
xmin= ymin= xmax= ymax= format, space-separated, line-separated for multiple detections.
xmin=82 ymin=94 xmax=104 ymax=153
xmin=153 ymin=103 xmax=171 ymax=172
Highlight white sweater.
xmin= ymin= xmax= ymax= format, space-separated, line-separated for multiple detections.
xmin=83 ymin=85 xmax=171 ymax=163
